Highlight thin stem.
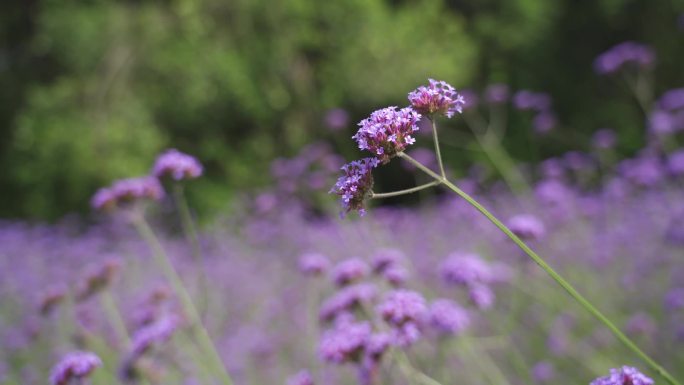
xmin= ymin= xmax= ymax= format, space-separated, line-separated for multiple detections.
xmin=131 ymin=213 xmax=234 ymax=385
xmin=397 ymin=152 xmax=681 ymax=385
xmin=100 ymin=291 xmax=130 ymax=345
xmin=431 ymin=118 xmax=447 ymax=178
xmin=371 ymin=181 xmax=441 ymax=199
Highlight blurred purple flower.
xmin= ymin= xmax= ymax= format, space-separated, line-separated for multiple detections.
xmin=377 ymin=289 xmax=428 ymax=327
xmin=508 ymin=214 xmax=545 ymax=241
xmin=319 ymin=283 xmax=377 ymax=322
xmin=298 ymin=252 xmax=330 ymax=277
xmin=152 ymin=149 xmax=203 ymax=181
xmin=319 ymin=320 xmax=371 ymax=364
xmin=485 ymin=84 xmax=510 ymax=104
xmin=429 ymin=299 xmax=470 ymax=335
xmin=366 ymin=332 xmax=392 ymax=359
xmin=468 ymin=283 xmax=495 ymax=310
xmin=390 ymin=321 xmax=421 ymax=347
xmin=532 ymin=361 xmax=555 ymax=383
xmin=625 ymin=312 xmax=655 ymax=337
xmin=594 ymin=42 xmax=655 ymax=75
xmin=459 ymin=89 xmax=479 ymax=111
xmin=540 ymin=158 xmax=565 ymax=179
xmin=513 ymin=90 xmax=551 ymax=111
xmin=659 ymin=88 xmax=684 ymax=111
xmin=649 ymin=110 xmax=676 ymax=134
xmin=668 ymin=150 xmax=684 ymax=175
xmin=590 ymin=366 xmax=653 ymax=385
xmin=383 ymin=265 xmax=409 ymax=287
xmin=130 ymin=315 xmax=181 ymax=358
xmin=324 ymin=108 xmax=350 ymax=131
xmin=287 ymin=370 xmax=314 ymax=385
xmin=331 ymin=258 xmax=370 ymax=286
xmin=408 ymin=79 xmax=465 ymax=118
xmin=664 ymin=287 xmax=684 ymax=311
xmin=593 ymin=129 xmax=617 ymax=150
xmin=440 ymin=252 xmax=493 ymax=287
xmin=50 ymin=351 xmax=102 ymax=385
xmin=370 ymin=248 xmax=404 ymax=274
xmin=91 ymin=176 xmax=164 ymax=210
xmin=353 ymin=107 xmax=422 ymax=163
xmin=533 ymin=111 xmax=557 ymax=134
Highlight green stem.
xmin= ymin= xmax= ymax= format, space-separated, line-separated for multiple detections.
xmin=371 ymin=181 xmax=441 ymax=199
xmin=100 ymin=291 xmax=130 ymax=345
xmin=431 ymin=118 xmax=447 ymax=178
xmin=131 ymin=213 xmax=234 ymax=385
xmin=397 ymin=152 xmax=680 ymax=385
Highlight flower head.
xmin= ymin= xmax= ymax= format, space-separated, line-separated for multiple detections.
xmin=353 ymin=107 xmax=421 ymax=163
xmin=319 ymin=320 xmax=372 ymax=364
xmin=330 ymin=158 xmax=379 ymax=216
xmin=408 ymin=79 xmax=465 ymax=118
xmin=440 ymin=252 xmax=493 ymax=287
xmin=429 ymin=299 xmax=470 ymax=335
xmin=331 ymin=258 xmax=370 ymax=286
xmin=130 ymin=315 xmax=181 ymax=358
xmin=152 ymin=149 xmax=203 ymax=181
xmin=319 ymin=283 xmax=377 ymax=322
xmin=590 ymin=366 xmax=653 ymax=385
xmin=50 ymin=351 xmax=102 ymax=385
xmin=377 ymin=289 xmax=428 ymax=327
xmin=593 ymin=129 xmax=617 ymax=150
xmin=485 ymin=84 xmax=510 ymax=104
xmin=594 ymin=42 xmax=655 ymax=75
xmin=298 ymin=253 xmax=330 ymax=277
xmin=287 ymin=370 xmax=314 ymax=385
xmin=370 ymin=248 xmax=404 ymax=274
xmin=91 ymin=176 xmax=164 ymax=210
xmin=508 ymin=214 xmax=546 ymax=241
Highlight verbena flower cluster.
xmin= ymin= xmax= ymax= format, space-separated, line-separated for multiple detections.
xmin=590 ymin=366 xmax=654 ymax=385
xmin=91 ymin=149 xmax=203 ymax=211
xmin=49 ymin=351 xmax=102 ymax=385
xmin=332 ymin=79 xmax=465 ymax=215
xmin=594 ymin=42 xmax=655 ymax=74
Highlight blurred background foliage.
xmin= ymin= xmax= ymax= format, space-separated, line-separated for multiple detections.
xmin=0 ymin=0 xmax=682 ymax=219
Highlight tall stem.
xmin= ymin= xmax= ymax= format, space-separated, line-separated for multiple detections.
xmin=431 ymin=118 xmax=447 ymax=178
xmin=131 ymin=213 xmax=234 ymax=385
xmin=397 ymin=151 xmax=681 ymax=385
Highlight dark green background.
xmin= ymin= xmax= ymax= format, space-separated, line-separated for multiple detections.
xmin=1 ymin=0 xmax=682 ymax=219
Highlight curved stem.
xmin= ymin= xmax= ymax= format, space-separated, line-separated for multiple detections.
xmin=397 ymin=151 xmax=680 ymax=385
xmin=371 ymin=181 xmax=441 ymax=199
xmin=431 ymin=118 xmax=447 ymax=178
xmin=131 ymin=213 xmax=234 ymax=385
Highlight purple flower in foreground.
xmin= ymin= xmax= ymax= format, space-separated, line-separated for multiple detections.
xmin=287 ymin=370 xmax=314 ymax=385
xmin=353 ymin=107 xmax=421 ymax=163
xmin=590 ymin=366 xmax=653 ymax=385
xmin=429 ymin=299 xmax=470 ymax=335
xmin=594 ymin=42 xmax=655 ymax=75
xmin=152 ymin=149 xmax=203 ymax=181
xmin=408 ymin=79 xmax=465 ymax=118
xmin=298 ymin=253 xmax=330 ymax=277
xmin=508 ymin=214 xmax=546 ymax=241
xmin=50 ymin=351 xmax=102 ymax=385
xmin=377 ymin=289 xmax=428 ymax=327
xmin=331 ymin=258 xmax=370 ymax=286
xmin=330 ymin=158 xmax=379 ymax=216
xmin=91 ymin=176 xmax=164 ymax=210
xmin=319 ymin=320 xmax=371 ymax=364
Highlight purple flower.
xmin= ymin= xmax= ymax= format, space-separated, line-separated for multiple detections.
xmin=532 ymin=361 xmax=555 ymax=383
xmin=594 ymin=42 xmax=655 ymax=75
xmin=76 ymin=259 xmax=121 ymax=301
xmin=50 ymin=351 xmax=102 ymax=385
xmin=331 ymin=258 xmax=370 ymax=286
xmin=590 ymin=366 xmax=653 ymax=385
xmin=658 ymin=88 xmax=684 ymax=111
xmin=319 ymin=283 xmax=377 ymax=322
xmin=324 ymin=108 xmax=350 ymax=131
xmin=298 ymin=253 xmax=330 ymax=277
xmin=668 ymin=150 xmax=684 ymax=176
xmin=540 ymin=158 xmax=565 ymax=179
xmin=130 ymin=315 xmax=181 ymax=358
xmin=390 ymin=321 xmax=421 ymax=347
xmin=508 ymin=214 xmax=545 ymax=241
xmin=383 ymin=265 xmax=409 ymax=287
xmin=593 ymin=129 xmax=617 ymax=150
xmin=152 ymin=149 xmax=203 ymax=181
xmin=440 ymin=252 xmax=493 ymax=287
xmin=38 ymin=285 xmax=67 ymax=316
xmin=330 ymin=158 xmax=379 ymax=216
xmin=468 ymin=283 xmax=495 ymax=310
xmin=319 ymin=320 xmax=372 ymax=364
xmin=429 ymin=299 xmax=470 ymax=335
xmin=370 ymin=248 xmax=404 ymax=274
xmin=377 ymin=289 xmax=428 ymax=327
xmin=664 ymin=287 xmax=684 ymax=311
xmin=408 ymin=79 xmax=465 ymax=118
xmin=287 ymin=370 xmax=314 ymax=385
xmin=366 ymin=332 xmax=393 ymax=360
xmin=513 ymin=90 xmax=551 ymax=111
xmin=533 ymin=111 xmax=557 ymax=134
xmin=625 ymin=312 xmax=655 ymax=336
xmin=485 ymin=84 xmax=510 ymax=104
xmin=353 ymin=107 xmax=422 ymax=163
xmin=91 ymin=176 xmax=165 ymax=210
xmin=649 ymin=110 xmax=676 ymax=134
